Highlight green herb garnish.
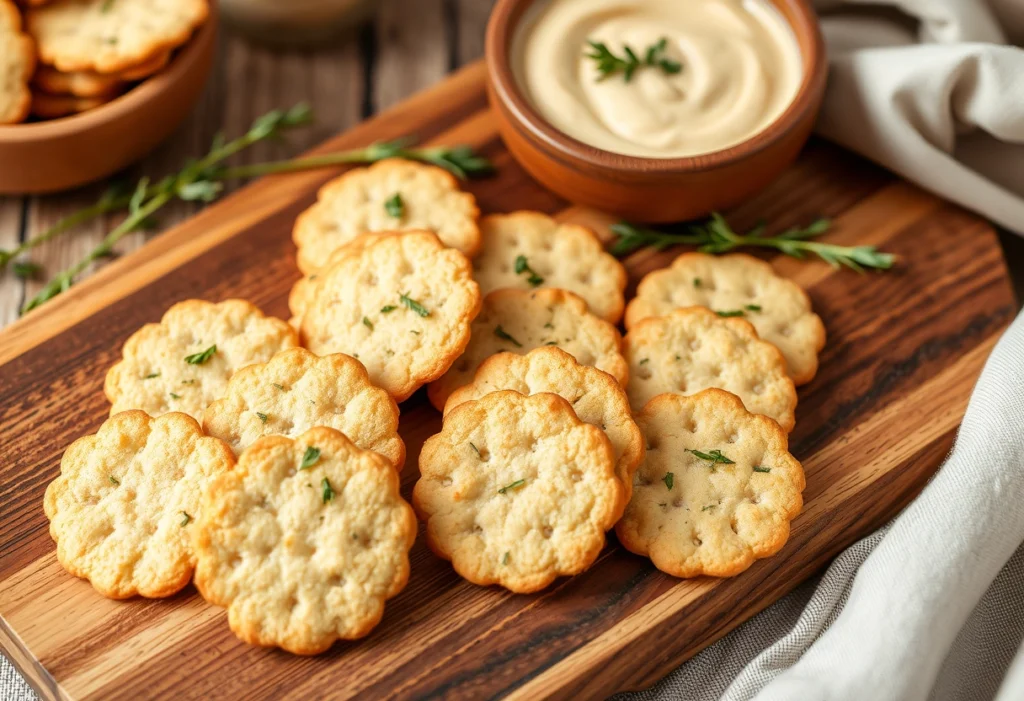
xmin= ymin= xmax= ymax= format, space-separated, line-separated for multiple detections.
xmin=385 ymin=193 xmax=404 ymax=219
xmin=144 ymin=372 xmax=160 ymax=379
xmin=693 ymin=278 xmax=702 ymax=288
xmin=662 ymin=472 xmax=674 ymax=490
xmin=498 ymin=479 xmax=526 ymax=494
xmin=687 ymin=449 xmax=735 ymax=469
xmin=184 ymin=345 xmax=217 ymax=365
xmin=300 ymin=446 xmax=321 ymax=470
xmin=400 ymin=293 xmax=430 ymax=317
xmin=716 ymin=310 xmax=746 ymax=318
xmin=494 ymin=325 xmax=522 ymax=347
xmin=639 ymin=358 xmax=649 ymax=365
xmin=585 ymin=37 xmax=681 ymax=82
xmin=321 ymin=477 xmax=334 ymax=503
xmin=514 ymin=255 xmax=544 ymax=287
xmin=753 ymin=466 xmax=771 ymax=473
xmin=469 ymin=442 xmax=482 ymax=459
xmin=701 ymin=504 xmax=715 ymax=512
xmin=169 ymin=392 xmax=181 ymax=399
xmin=363 ymin=316 xmax=374 ymax=330
xmin=746 ymin=304 xmax=762 ymax=312
xmin=502 ymin=552 xmax=510 ymax=565
xmin=180 ymin=511 xmax=192 ymax=527
xmin=13 ymin=104 xmax=492 ymax=314
xmin=380 ymin=305 xmax=397 ymax=313
xmin=273 ymin=383 xmax=285 ymax=390
xmin=12 ymin=261 xmax=41 ymax=279
xmin=609 ymin=214 xmax=895 ymax=272
xmin=256 ymin=412 xmax=268 ymax=423
xmin=108 ymin=475 xmax=120 ymax=486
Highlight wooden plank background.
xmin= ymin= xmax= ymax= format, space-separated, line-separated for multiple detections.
xmin=0 ymin=0 xmax=499 ymax=328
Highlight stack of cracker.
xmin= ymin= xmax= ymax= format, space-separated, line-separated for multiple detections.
xmin=42 ymin=153 xmax=825 ymax=655
xmin=1 ymin=0 xmax=209 ymax=122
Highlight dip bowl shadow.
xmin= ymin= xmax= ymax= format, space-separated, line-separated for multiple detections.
xmin=484 ymin=0 xmax=828 ymax=223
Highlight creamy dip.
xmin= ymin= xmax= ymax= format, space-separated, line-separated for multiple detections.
xmin=511 ymin=0 xmax=803 ymax=158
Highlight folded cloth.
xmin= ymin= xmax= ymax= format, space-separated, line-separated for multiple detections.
xmin=617 ymin=2 xmax=1024 ymax=698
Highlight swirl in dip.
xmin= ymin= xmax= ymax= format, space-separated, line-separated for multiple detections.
xmin=511 ymin=0 xmax=803 ymax=159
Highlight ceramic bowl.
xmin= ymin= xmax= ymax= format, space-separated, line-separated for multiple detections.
xmin=0 ymin=8 xmax=217 ymax=195
xmin=484 ymin=0 xmax=828 ymax=223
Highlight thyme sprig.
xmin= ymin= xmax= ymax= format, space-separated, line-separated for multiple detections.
xmin=610 ymin=214 xmax=896 ymax=272
xmin=585 ymin=37 xmax=682 ymax=82
xmin=10 ymin=104 xmax=494 ymax=314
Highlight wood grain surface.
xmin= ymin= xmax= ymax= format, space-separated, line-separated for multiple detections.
xmin=0 ymin=59 xmax=1016 ymax=700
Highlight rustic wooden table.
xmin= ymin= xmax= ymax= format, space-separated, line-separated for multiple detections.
xmin=0 ymin=0 xmax=497 ymax=328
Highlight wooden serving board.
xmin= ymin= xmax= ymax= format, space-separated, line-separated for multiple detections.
xmin=0 ymin=62 xmax=1016 ymax=700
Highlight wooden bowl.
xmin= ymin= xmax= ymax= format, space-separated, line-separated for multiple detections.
xmin=485 ymin=0 xmax=828 ymax=223
xmin=0 ymin=9 xmax=217 ymax=195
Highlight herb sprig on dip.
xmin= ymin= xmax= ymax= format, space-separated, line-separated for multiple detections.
xmin=586 ymin=37 xmax=682 ymax=82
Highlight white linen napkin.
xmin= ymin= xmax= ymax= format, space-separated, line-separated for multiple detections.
xmin=619 ymin=1 xmax=1024 ymax=699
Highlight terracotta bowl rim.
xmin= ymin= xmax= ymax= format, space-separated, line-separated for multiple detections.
xmin=485 ymin=0 xmax=828 ymax=175
xmin=0 ymin=5 xmax=217 ymax=143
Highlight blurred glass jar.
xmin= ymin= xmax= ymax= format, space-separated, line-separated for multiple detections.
xmin=220 ymin=0 xmax=375 ymax=47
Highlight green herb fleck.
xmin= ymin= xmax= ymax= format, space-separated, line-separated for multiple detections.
xmin=544 ymin=322 xmax=554 ymax=329
xmin=469 ymin=442 xmax=482 ymax=459
xmin=494 ymin=325 xmax=522 ymax=347
xmin=180 ymin=511 xmax=192 ymax=527
xmin=585 ymin=36 xmax=682 ymax=82
xmin=256 ymin=412 xmax=268 ymax=423
xmin=363 ymin=316 xmax=374 ymax=330
xmin=12 ymin=261 xmax=41 ymax=279
xmin=400 ymin=293 xmax=430 ymax=317
xmin=639 ymin=358 xmax=649 ymax=365
xmin=745 ymin=304 xmax=762 ymax=312
xmin=701 ymin=504 xmax=715 ymax=512
xmin=502 ymin=552 xmax=510 ymax=565
xmin=753 ymin=466 xmax=771 ymax=473
xmin=384 ymin=193 xmax=404 ymax=219
xmin=514 ymin=255 xmax=544 ymax=287
xmin=144 ymin=372 xmax=160 ymax=379
xmin=184 ymin=344 xmax=217 ymax=365
xmin=108 ymin=475 xmax=120 ymax=486
xmin=380 ymin=305 xmax=397 ymax=313
xmin=169 ymin=392 xmax=181 ymax=399
xmin=498 ymin=479 xmax=526 ymax=494
xmin=300 ymin=446 xmax=321 ymax=470
xmin=687 ymin=449 xmax=735 ymax=470
xmin=321 ymin=477 xmax=334 ymax=503
xmin=693 ymin=278 xmax=702 ymax=288
xmin=715 ymin=310 xmax=746 ymax=318
xmin=662 ymin=472 xmax=674 ymax=490
xmin=273 ymin=383 xmax=285 ymax=391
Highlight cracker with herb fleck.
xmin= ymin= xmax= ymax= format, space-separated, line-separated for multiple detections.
xmin=105 ymin=299 xmax=299 ymax=421
xmin=616 ymin=389 xmax=804 ymax=578
xmin=0 ymin=0 xmax=35 ymax=125
xmin=414 ymin=391 xmax=622 ymax=593
xmin=26 ymin=0 xmax=208 ymax=74
xmin=293 ymin=158 xmax=481 ymax=274
xmin=625 ymin=253 xmax=826 ymax=385
xmin=193 ymin=427 xmax=416 ymax=654
xmin=203 ymin=348 xmax=404 ymax=469
xmin=444 ymin=346 xmax=643 ymax=513
xmin=472 ymin=212 xmax=627 ymax=323
xmin=44 ymin=410 xmax=235 ymax=599
xmin=299 ymin=231 xmax=481 ymax=402
xmin=624 ymin=307 xmax=797 ymax=432
xmin=287 ymin=230 xmax=402 ymax=328
xmin=427 ymin=288 xmax=626 ymax=411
